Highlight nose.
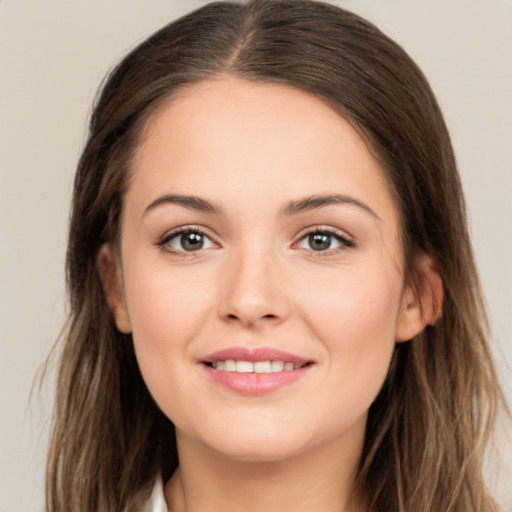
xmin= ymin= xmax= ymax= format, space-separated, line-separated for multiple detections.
xmin=217 ymin=248 xmax=290 ymax=328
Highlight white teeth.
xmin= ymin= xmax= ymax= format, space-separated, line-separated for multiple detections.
xmin=211 ymin=360 xmax=304 ymax=373
xmin=254 ymin=361 xmax=271 ymax=373
xmin=271 ymin=361 xmax=284 ymax=372
xmin=224 ymin=360 xmax=236 ymax=371
xmin=236 ymin=361 xmax=253 ymax=373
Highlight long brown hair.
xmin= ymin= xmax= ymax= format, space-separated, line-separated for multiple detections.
xmin=46 ymin=1 xmax=506 ymax=510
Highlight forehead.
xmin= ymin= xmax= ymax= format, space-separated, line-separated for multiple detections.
xmin=139 ymin=78 xmax=374 ymax=172
xmin=128 ymin=77 xmax=399 ymax=228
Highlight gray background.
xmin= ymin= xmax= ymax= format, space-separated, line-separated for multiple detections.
xmin=1 ymin=1 xmax=511 ymax=510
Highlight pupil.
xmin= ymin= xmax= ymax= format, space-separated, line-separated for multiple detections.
xmin=309 ymin=233 xmax=331 ymax=251
xmin=182 ymin=232 xmax=204 ymax=251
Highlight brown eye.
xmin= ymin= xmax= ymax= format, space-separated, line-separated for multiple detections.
xmin=308 ymin=233 xmax=332 ymax=251
xmin=296 ymin=229 xmax=355 ymax=253
xmin=180 ymin=232 xmax=205 ymax=251
xmin=162 ymin=229 xmax=216 ymax=252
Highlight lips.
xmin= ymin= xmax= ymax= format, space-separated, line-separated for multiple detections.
xmin=203 ymin=346 xmax=311 ymax=365
xmin=200 ymin=346 xmax=315 ymax=395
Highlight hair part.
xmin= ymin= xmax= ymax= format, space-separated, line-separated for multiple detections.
xmin=46 ymin=1 xmax=506 ymax=511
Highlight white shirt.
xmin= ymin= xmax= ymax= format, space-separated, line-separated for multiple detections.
xmin=138 ymin=476 xmax=168 ymax=512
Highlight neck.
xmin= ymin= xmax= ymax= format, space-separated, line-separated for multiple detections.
xmin=164 ymin=423 xmax=367 ymax=512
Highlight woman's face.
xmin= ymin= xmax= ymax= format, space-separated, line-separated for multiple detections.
xmin=105 ymin=77 xmax=427 ymax=461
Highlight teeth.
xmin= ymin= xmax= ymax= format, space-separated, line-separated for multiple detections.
xmin=271 ymin=361 xmax=284 ymax=372
xmin=224 ymin=360 xmax=236 ymax=371
xmin=211 ymin=360 xmax=304 ymax=373
xmin=254 ymin=361 xmax=271 ymax=373
xmin=236 ymin=361 xmax=253 ymax=373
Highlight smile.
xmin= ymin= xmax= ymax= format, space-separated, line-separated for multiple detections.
xmin=210 ymin=360 xmax=307 ymax=372
xmin=201 ymin=347 xmax=315 ymax=395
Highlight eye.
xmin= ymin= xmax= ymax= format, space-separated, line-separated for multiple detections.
xmin=160 ymin=228 xmax=216 ymax=252
xmin=296 ymin=229 xmax=355 ymax=252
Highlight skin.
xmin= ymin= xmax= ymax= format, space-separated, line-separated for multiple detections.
xmin=99 ymin=77 xmax=441 ymax=511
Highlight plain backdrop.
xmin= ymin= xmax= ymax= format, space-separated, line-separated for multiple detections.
xmin=1 ymin=1 xmax=511 ymax=510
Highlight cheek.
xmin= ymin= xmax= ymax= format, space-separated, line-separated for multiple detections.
xmin=122 ymin=261 xmax=214 ymax=398
xmin=302 ymin=257 xmax=402 ymax=334
xmin=125 ymin=254 xmax=215 ymax=337
xmin=299 ymin=262 xmax=402 ymax=395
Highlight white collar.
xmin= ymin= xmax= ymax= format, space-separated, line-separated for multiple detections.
xmin=143 ymin=475 xmax=168 ymax=512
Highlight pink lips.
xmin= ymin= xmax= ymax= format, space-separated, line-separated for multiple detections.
xmin=200 ymin=346 xmax=314 ymax=396
xmin=204 ymin=347 xmax=310 ymax=365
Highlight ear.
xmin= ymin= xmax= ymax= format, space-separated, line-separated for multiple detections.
xmin=97 ymin=244 xmax=132 ymax=334
xmin=395 ymin=254 xmax=444 ymax=343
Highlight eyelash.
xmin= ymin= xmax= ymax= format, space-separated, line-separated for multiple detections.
xmin=156 ymin=226 xmax=218 ymax=257
xmin=293 ymin=227 xmax=356 ymax=257
xmin=156 ymin=225 xmax=356 ymax=257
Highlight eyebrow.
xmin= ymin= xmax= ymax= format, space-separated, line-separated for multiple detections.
xmin=281 ymin=194 xmax=380 ymax=219
xmin=143 ymin=194 xmax=224 ymax=216
xmin=143 ymin=192 xmax=379 ymax=219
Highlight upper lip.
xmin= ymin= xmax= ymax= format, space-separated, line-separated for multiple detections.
xmin=201 ymin=346 xmax=313 ymax=365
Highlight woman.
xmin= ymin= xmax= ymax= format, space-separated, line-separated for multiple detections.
xmin=45 ymin=1 xmax=506 ymax=511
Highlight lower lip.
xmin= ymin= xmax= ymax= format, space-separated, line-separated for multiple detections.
xmin=202 ymin=364 xmax=313 ymax=396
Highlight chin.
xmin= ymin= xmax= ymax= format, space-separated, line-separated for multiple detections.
xmin=184 ymin=416 xmax=315 ymax=462
xmin=208 ymin=436 xmax=309 ymax=463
